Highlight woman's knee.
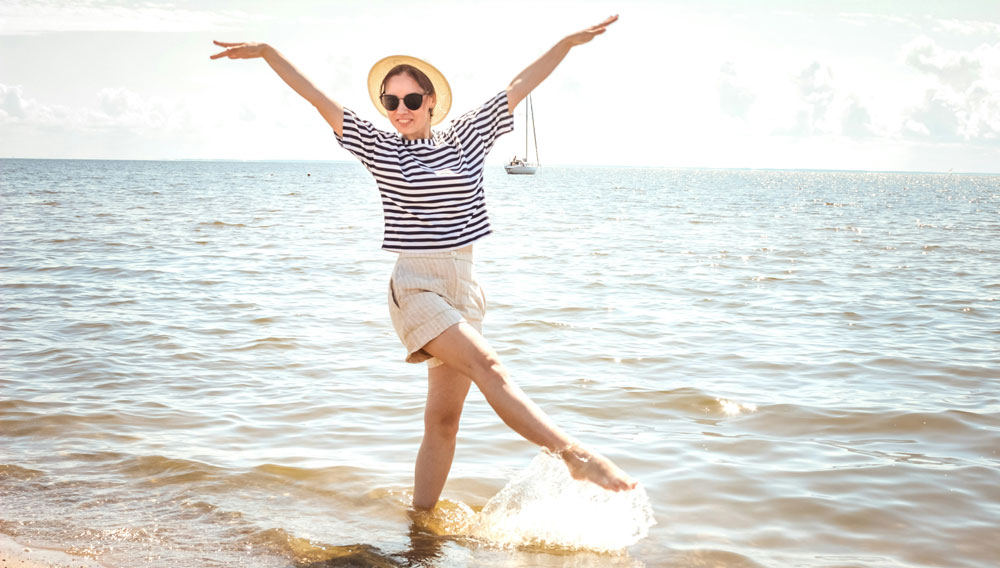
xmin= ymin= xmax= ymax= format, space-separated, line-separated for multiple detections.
xmin=424 ymin=409 xmax=462 ymax=440
xmin=473 ymin=354 xmax=510 ymax=389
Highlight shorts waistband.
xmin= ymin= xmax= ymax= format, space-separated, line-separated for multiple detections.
xmin=395 ymin=244 xmax=474 ymax=260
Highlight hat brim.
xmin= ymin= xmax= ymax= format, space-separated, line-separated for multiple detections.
xmin=367 ymin=55 xmax=452 ymax=127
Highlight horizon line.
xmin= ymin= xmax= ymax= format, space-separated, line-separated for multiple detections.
xmin=1 ymin=157 xmax=997 ymax=176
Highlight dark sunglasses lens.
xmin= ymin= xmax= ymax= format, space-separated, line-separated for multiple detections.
xmin=403 ymin=93 xmax=424 ymax=111
xmin=380 ymin=95 xmax=399 ymax=111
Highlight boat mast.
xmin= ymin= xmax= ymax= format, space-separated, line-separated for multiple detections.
xmin=530 ymin=96 xmax=539 ymax=166
xmin=524 ymin=96 xmax=530 ymax=162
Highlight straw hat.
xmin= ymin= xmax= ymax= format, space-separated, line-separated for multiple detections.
xmin=367 ymin=55 xmax=452 ymax=126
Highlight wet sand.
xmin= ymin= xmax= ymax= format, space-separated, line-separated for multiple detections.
xmin=0 ymin=535 xmax=105 ymax=568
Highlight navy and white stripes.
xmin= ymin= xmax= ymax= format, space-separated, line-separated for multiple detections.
xmin=336 ymin=90 xmax=514 ymax=252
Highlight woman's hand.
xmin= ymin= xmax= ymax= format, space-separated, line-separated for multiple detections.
xmin=506 ymin=14 xmax=620 ymax=112
xmin=562 ymin=14 xmax=619 ymax=47
xmin=208 ymin=40 xmax=344 ymax=135
xmin=209 ymin=40 xmax=269 ymax=60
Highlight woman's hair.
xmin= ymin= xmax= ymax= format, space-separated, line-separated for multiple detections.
xmin=380 ymin=64 xmax=436 ymax=118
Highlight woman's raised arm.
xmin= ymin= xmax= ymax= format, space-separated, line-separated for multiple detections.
xmin=505 ymin=15 xmax=618 ymax=114
xmin=210 ymin=41 xmax=344 ymax=136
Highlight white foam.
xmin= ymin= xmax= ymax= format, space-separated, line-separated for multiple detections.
xmin=718 ymin=398 xmax=757 ymax=416
xmin=469 ymin=451 xmax=656 ymax=552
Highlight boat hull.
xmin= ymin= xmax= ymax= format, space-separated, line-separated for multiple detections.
xmin=504 ymin=165 xmax=538 ymax=175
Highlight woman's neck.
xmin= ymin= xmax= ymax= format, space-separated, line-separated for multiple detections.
xmin=402 ymin=128 xmax=432 ymax=141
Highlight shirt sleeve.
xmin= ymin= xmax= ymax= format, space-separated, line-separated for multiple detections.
xmin=334 ymin=108 xmax=380 ymax=170
xmin=448 ymin=90 xmax=515 ymax=155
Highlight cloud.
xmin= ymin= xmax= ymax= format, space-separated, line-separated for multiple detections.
xmin=904 ymin=36 xmax=982 ymax=91
xmin=98 ymin=87 xmax=144 ymax=117
xmin=902 ymin=37 xmax=1000 ymax=143
xmin=0 ymin=83 xmax=27 ymax=118
xmin=841 ymin=95 xmax=875 ymax=138
xmin=770 ymin=38 xmax=1000 ymax=145
xmin=903 ymin=90 xmax=963 ymax=140
xmin=0 ymin=0 xmax=264 ymax=35
xmin=0 ymin=83 xmax=72 ymax=125
xmin=934 ymin=18 xmax=1000 ymax=36
xmin=777 ymin=61 xmax=837 ymax=136
xmin=717 ymin=61 xmax=755 ymax=118
xmin=0 ymin=78 xmax=342 ymax=160
xmin=838 ymin=12 xmax=1000 ymax=36
xmin=798 ymin=62 xmax=836 ymax=111
xmin=965 ymin=81 xmax=1000 ymax=140
xmin=0 ymin=82 xmax=194 ymax=133
xmin=837 ymin=11 xmax=918 ymax=29
xmin=768 ymin=61 xmax=880 ymax=140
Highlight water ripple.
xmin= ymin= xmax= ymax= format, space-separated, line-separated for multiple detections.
xmin=2 ymin=161 xmax=998 ymax=567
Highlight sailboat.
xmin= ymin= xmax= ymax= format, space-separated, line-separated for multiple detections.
xmin=505 ymin=95 xmax=539 ymax=175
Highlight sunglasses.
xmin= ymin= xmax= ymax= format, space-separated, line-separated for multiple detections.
xmin=380 ymin=92 xmax=426 ymax=112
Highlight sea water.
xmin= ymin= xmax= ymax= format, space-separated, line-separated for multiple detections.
xmin=1 ymin=159 xmax=998 ymax=567
xmin=470 ymin=451 xmax=655 ymax=551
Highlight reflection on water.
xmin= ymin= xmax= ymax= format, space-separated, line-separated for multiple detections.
xmin=396 ymin=520 xmax=447 ymax=567
xmin=253 ymin=529 xmax=401 ymax=567
xmin=718 ymin=399 xmax=757 ymax=416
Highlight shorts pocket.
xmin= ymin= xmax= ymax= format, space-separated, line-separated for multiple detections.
xmin=389 ymin=278 xmax=400 ymax=308
xmin=476 ymin=282 xmax=488 ymax=314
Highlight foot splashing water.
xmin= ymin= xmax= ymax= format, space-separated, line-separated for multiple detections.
xmin=466 ymin=450 xmax=656 ymax=552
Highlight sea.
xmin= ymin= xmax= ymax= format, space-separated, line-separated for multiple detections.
xmin=1 ymin=158 xmax=998 ymax=568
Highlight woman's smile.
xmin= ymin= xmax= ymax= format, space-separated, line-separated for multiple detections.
xmin=384 ymin=74 xmax=433 ymax=139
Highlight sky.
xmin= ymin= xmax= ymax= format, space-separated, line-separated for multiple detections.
xmin=1 ymin=0 xmax=999 ymax=173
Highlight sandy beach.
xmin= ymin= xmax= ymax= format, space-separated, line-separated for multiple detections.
xmin=0 ymin=534 xmax=105 ymax=568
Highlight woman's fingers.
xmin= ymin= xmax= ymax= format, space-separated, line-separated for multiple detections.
xmin=588 ymin=14 xmax=618 ymax=34
xmin=209 ymin=41 xmax=263 ymax=60
xmin=593 ymin=14 xmax=619 ymax=29
xmin=209 ymin=48 xmax=236 ymax=60
xmin=210 ymin=40 xmax=243 ymax=60
xmin=213 ymin=40 xmax=245 ymax=47
xmin=566 ymin=14 xmax=618 ymax=46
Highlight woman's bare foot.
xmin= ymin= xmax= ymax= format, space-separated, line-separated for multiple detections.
xmin=553 ymin=443 xmax=637 ymax=491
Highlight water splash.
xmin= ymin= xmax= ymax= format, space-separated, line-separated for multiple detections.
xmin=469 ymin=451 xmax=655 ymax=552
xmin=718 ymin=398 xmax=757 ymax=416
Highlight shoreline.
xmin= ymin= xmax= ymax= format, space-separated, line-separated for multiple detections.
xmin=0 ymin=534 xmax=106 ymax=568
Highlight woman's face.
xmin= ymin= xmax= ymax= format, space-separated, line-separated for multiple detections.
xmin=383 ymin=73 xmax=435 ymax=140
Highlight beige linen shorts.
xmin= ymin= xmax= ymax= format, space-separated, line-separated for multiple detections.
xmin=388 ymin=245 xmax=486 ymax=368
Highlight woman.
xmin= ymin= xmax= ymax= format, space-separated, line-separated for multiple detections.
xmin=211 ymin=14 xmax=635 ymax=511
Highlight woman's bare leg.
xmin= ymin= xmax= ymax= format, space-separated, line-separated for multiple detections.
xmin=412 ymin=364 xmax=472 ymax=510
xmin=422 ymin=322 xmax=637 ymax=494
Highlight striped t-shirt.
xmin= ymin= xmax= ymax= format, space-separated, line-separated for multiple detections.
xmin=336 ymin=89 xmax=515 ymax=252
